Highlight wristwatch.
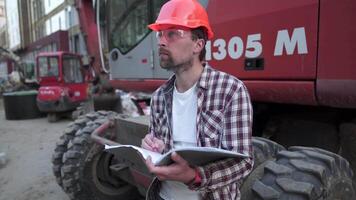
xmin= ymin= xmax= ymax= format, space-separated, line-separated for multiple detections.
xmin=193 ymin=168 xmax=202 ymax=184
xmin=187 ymin=167 xmax=202 ymax=188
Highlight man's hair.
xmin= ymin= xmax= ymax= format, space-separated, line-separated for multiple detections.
xmin=191 ymin=27 xmax=208 ymax=61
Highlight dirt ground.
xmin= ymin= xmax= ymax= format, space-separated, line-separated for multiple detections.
xmin=0 ymin=98 xmax=70 ymax=200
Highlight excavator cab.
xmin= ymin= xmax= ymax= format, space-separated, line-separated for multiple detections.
xmin=36 ymin=51 xmax=89 ymax=122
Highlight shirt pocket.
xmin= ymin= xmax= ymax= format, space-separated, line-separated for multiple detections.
xmin=201 ymin=109 xmax=224 ymax=147
xmin=153 ymin=112 xmax=169 ymax=137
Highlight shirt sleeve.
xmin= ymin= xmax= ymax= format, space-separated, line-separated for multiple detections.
xmin=149 ymin=97 xmax=155 ymax=135
xmin=149 ymin=93 xmax=158 ymax=137
xmin=190 ymin=83 xmax=254 ymax=191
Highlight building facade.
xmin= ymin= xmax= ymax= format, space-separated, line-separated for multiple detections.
xmin=0 ymin=0 xmax=9 ymax=79
xmin=0 ymin=0 xmax=6 ymax=33
xmin=26 ymin=0 xmax=88 ymax=62
xmin=0 ymin=0 xmax=90 ymax=82
xmin=3 ymin=0 xmax=88 ymax=64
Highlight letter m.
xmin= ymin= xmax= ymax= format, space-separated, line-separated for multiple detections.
xmin=274 ymin=27 xmax=308 ymax=56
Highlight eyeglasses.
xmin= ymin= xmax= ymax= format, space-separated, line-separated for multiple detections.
xmin=156 ymin=29 xmax=188 ymax=42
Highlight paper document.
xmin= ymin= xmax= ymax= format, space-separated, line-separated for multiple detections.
xmin=105 ymin=144 xmax=248 ymax=166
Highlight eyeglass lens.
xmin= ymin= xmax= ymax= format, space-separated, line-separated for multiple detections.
xmin=156 ymin=29 xmax=185 ymax=41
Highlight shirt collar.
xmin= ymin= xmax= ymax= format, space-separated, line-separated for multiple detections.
xmin=160 ymin=63 xmax=212 ymax=94
xmin=197 ymin=63 xmax=211 ymax=90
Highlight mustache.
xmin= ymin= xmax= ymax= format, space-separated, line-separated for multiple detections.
xmin=159 ymin=48 xmax=170 ymax=55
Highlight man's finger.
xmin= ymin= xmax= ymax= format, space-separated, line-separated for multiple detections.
xmin=171 ymin=152 xmax=187 ymax=165
xmin=157 ymin=175 xmax=167 ymax=181
xmin=148 ymin=164 xmax=171 ymax=177
xmin=144 ymin=135 xmax=155 ymax=147
xmin=145 ymin=156 xmax=155 ymax=173
xmin=142 ymin=135 xmax=157 ymax=151
xmin=146 ymin=157 xmax=170 ymax=176
xmin=141 ymin=140 xmax=154 ymax=151
xmin=152 ymin=137 xmax=163 ymax=149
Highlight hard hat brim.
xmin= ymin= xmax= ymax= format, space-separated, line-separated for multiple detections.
xmin=148 ymin=22 xmax=214 ymax=39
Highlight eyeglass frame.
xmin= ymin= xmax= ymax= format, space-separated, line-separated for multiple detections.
xmin=155 ymin=29 xmax=191 ymax=42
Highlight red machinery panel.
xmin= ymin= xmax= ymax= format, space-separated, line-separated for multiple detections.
xmin=207 ymin=0 xmax=318 ymax=80
xmin=317 ymin=0 xmax=356 ymax=108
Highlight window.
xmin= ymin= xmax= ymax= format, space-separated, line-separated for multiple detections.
xmin=32 ymin=1 xmax=37 ymax=20
xmin=152 ymin=0 xmax=167 ymax=19
xmin=23 ymin=62 xmax=36 ymax=80
xmin=109 ymin=0 xmax=150 ymax=54
xmin=68 ymin=8 xmax=72 ymax=27
xmin=59 ymin=17 xmax=61 ymax=30
xmin=32 ymin=0 xmax=44 ymax=21
xmin=49 ymin=57 xmax=59 ymax=76
xmin=52 ymin=43 xmax=57 ymax=51
xmin=106 ymin=0 xmax=167 ymax=54
xmin=38 ymin=57 xmax=48 ymax=76
xmin=72 ymin=34 xmax=80 ymax=53
xmin=62 ymin=56 xmax=83 ymax=83
xmin=38 ymin=57 xmax=59 ymax=77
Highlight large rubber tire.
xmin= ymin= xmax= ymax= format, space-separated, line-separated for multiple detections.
xmin=240 ymin=137 xmax=285 ymax=200
xmin=339 ymin=123 xmax=356 ymax=189
xmin=251 ymin=137 xmax=286 ymax=167
xmin=71 ymin=100 xmax=94 ymax=120
xmin=60 ymin=111 xmax=139 ymax=200
xmin=251 ymin=146 xmax=356 ymax=200
xmin=52 ymin=115 xmax=93 ymax=187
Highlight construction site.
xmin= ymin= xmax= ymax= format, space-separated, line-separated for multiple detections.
xmin=1 ymin=0 xmax=356 ymax=200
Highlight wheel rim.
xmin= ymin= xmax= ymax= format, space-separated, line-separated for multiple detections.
xmin=91 ymin=150 xmax=133 ymax=196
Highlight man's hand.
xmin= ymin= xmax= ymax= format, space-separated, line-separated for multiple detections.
xmin=145 ymin=152 xmax=196 ymax=184
xmin=141 ymin=134 xmax=165 ymax=153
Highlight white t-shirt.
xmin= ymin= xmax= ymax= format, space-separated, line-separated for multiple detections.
xmin=159 ymin=83 xmax=200 ymax=200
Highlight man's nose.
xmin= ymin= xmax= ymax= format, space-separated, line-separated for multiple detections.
xmin=157 ymin=36 xmax=168 ymax=47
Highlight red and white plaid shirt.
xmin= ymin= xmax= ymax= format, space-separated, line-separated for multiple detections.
xmin=148 ymin=65 xmax=254 ymax=200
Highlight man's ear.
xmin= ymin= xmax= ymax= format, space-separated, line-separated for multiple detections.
xmin=193 ymin=39 xmax=205 ymax=54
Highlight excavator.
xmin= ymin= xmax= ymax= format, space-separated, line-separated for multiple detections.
xmin=52 ymin=0 xmax=356 ymax=199
xmin=35 ymin=51 xmax=90 ymax=122
xmin=0 ymin=46 xmax=37 ymax=91
xmin=0 ymin=46 xmax=43 ymax=120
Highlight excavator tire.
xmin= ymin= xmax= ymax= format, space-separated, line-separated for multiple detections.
xmin=339 ymin=122 xmax=356 ymax=189
xmin=240 ymin=137 xmax=285 ymax=200
xmin=52 ymin=115 xmax=93 ymax=187
xmin=60 ymin=111 xmax=139 ymax=200
xmin=251 ymin=146 xmax=355 ymax=200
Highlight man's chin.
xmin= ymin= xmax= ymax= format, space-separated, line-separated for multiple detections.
xmin=159 ymin=61 xmax=174 ymax=71
xmin=160 ymin=65 xmax=173 ymax=71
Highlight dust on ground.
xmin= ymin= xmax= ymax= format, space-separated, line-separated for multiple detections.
xmin=0 ymin=98 xmax=70 ymax=200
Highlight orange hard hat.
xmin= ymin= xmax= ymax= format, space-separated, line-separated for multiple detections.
xmin=148 ymin=0 xmax=214 ymax=39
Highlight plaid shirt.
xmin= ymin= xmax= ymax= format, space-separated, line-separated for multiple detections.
xmin=147 ymin=65 xmax=253 ymax=200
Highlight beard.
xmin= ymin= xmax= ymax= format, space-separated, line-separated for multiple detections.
xmin=159 ymin=49 xmax=193 ymax=72
xmin=159 ymin=54 xmax=175 ymax=70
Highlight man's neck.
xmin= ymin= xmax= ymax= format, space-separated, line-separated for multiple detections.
xmin=174 ymin=60 xmax=203 ymax=92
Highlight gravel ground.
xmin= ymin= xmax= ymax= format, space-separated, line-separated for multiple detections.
xmin=0 ymin=98 xmax=71 ymax=200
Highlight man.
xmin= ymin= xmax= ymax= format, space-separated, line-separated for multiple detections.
xmin=141 ymin=0 xmax=253 ymax=199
